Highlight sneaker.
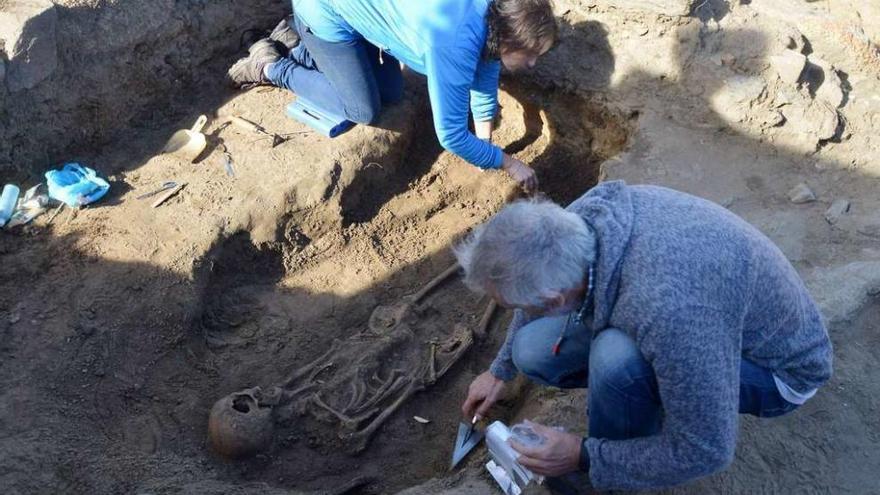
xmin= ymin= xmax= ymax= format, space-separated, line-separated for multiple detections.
xmin=269 ymin=16 xmax=300 ymax=54
xmin=227 ymin=38 xmax=283 ymax=88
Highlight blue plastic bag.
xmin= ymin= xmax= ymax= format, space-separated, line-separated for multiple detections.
xmin=45 ymin=163 xmax=110 ymax=207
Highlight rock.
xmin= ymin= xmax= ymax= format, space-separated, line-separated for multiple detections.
xmin=769 ymin=49 xmax=807 ymax=84
xmin=593 ymin=0 xmax=695 ymax=17
xmin=825 ymin=199 xmax=851 ymax=224
xmin=0 ymin=0 xmax=58 ymax=92
xmin=725 ymin=75 xmax=767 ymax=103
xmin=788 ymin=183 xmax=817 ymax=204
xmin=0 ymin=58 xmax=5 ymax=85
xmin=711 ymin=76 xmax=767 ymax=123
xmin=817 ymin=78 xmax=845 ymax=108
xmin=762 ymin=22 xmax=807 ymax=56
xmin=773 ymin=87 xmax=799 ymax=107
xmin=759 ymin=109 xmax=785 ymax=128
xmin=808 ymin=56 xmax=846 ymax=108
xmin=781 ymin=101 xmax=839 ymax=143
xmin=812 ymin=105 xmax=840 ymax=141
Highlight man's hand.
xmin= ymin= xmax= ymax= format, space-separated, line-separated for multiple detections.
xmin=502 ymin=154 xmax=539 ymax=193
xmin=510 ymin=420 xmax=582 ymax=477
xmin=462 ymin=370 xmax=506 ymax=420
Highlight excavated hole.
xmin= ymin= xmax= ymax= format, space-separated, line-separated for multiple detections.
xmin=186 ymin=82 xmax=631 ymax=493
xmin=338 ymin=81 xmax=630 ymax=227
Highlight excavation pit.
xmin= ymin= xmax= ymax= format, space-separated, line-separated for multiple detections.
xmin=183 ymin=83 xmax=630 ymax=493
xmin=5 ymin=2 xmax=880 ymax=493
xmin=0 ymin=11 xmax=630 ymax=488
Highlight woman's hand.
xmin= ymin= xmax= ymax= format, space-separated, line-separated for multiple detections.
xmin=462 ymin=370 xmax=507 ymax=421
xmin=502 ymin=153 xmax=539 ymax=193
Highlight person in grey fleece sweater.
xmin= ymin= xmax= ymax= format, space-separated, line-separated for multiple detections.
xmin=456 ymin=180 xmax=832 ymax=491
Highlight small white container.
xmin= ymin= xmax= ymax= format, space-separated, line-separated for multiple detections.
xmin=485 ymin=421 xmax=544 ymax=493
xmin=0 ymin=184 xmax=20 ymax=227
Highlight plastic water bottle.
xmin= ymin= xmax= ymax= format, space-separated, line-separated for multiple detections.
xmin=511 ymin=423 xmax=547 ymax=448
xmin=0 ymin=184 xmax=20 ymax=227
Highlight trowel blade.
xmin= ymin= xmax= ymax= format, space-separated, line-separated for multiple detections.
xmin=451 ymin=421 xmax=484 ymax=469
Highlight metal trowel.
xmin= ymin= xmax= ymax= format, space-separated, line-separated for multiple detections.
xmin=451 ymin=417 xmax=484 ymax=469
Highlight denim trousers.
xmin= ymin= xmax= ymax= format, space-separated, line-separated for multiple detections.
xmin=511 ymin=315 xmax=799 ymax=441
xmin=265 ymin=15 xmax=404 ymax=124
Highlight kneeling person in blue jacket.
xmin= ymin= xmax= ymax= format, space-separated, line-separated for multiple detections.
xmin=228 ymin=0 xmax=557 ymax=192
xmin=456 ymin=181 xmax=833 ymax=491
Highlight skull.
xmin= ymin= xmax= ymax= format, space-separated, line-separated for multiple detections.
xmin=208 ymin=387 xmax=274 ymax=459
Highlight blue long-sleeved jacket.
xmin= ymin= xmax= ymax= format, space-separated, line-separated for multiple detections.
xmin=293 ymin=0 xmax=504 ymax=169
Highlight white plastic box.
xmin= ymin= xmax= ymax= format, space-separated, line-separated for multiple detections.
xmin=484 ymin=421 xmax=545 ymax=494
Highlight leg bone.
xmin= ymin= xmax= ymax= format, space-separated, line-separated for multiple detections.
xmin=475 ymin=300 xmax=498 ymax=340
xmin=345 ymin=373 xmax=426 ymax=450
xmin=409 ymin=263 xmax=460 ymax=304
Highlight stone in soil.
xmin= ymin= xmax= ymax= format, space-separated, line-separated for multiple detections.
xmin=770 ymin=49 xmax=807 ymax=85
xmin=825 ymin=198 xmax=851 ymax=224
xmin=788 ymin=183 xmax=817 ymax=204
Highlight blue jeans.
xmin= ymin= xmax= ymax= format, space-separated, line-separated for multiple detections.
xmin=265 ymin=15 xmax=404 ymax=124
xmin=511 ymin=316 xmax=799 ymax=441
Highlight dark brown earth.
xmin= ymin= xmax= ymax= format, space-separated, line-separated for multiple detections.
xmin=3 ymin=1 xmax=880 ymax=494
xmin=0 ymin=66 xmax=626 ymax=492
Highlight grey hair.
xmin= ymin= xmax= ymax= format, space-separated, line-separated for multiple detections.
xmin=455 ymin=198 xmax=597 ymax=308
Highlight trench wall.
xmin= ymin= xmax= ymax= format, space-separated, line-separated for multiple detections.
xmin=0 ymin=0 xmax=287 ymax=179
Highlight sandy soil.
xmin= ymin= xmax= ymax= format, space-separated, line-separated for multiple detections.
xmin=0 ymin=72 xmax=624 ymax=492
xmin=2 ymin=0 xmax=880 ymax=494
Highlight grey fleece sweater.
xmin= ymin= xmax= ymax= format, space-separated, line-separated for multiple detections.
xmin=489 ymin=181 xmax=833 ymax=490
